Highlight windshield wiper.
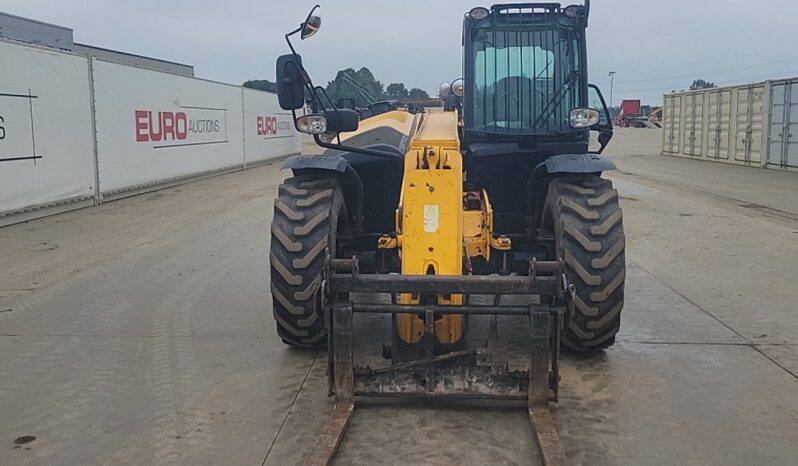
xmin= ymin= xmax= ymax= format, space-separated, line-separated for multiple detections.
xmin=532 ymin=71 xmax=579 ymax=129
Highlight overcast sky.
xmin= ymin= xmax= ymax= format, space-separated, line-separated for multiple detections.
xmin=4 ymin=0 xmax=798 ymax=105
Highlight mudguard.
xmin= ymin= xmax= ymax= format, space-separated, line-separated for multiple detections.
xmin=541 ymin=153 xmax=616 ymax=175
xmin=282 ymin=154 xmax=349 ymax=173
xmin=280 ymin=144 xmax=403 ymax=238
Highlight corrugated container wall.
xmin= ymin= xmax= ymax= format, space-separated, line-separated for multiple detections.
xmin=766 ymin=78 xmax=798 ymax=170
xmin=661 ymin=82 xmax=769 ymax=168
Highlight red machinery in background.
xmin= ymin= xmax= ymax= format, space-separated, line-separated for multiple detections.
xmin=617 ymin=99 xmax=642 ymax=127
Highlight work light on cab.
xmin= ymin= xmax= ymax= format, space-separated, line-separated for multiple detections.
xmin=451 ymin=78 xmax=465 ymax=97
xmin=468 ymin=7 xmax=490 ymax=20
xmin=439 ymin=81 xmax=452 ymax=97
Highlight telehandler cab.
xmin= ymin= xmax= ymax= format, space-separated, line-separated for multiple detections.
xmin=270 ymin=3 xmax=624 ymax=464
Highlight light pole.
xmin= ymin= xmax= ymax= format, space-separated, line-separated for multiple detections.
xmin=608 ymin=71 xmax=616 ymax=116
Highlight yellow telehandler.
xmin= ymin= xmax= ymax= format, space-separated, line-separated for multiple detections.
xmin=270 ymin=3 xmax=624 ymax=464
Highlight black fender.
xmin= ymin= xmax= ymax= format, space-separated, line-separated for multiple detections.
xmin=281 ymin=143 xmax=404 ymax=238
xmin=282 ymin=154 xmax=363 ymax=236
xmin=533 ymin=153 xmax=617 ymax=177
xmin=282 ymin=154 xmax=350 ymax=173
xmin=281 ymin=141 xmax=403 ymax=174
xmin=527 ymin=153 xmax=617 ymax=235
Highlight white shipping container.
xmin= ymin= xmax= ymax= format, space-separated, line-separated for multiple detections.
xmin=682 ymin=92 xmax=704 ymax=157
xmin=662 ymin=93 xmax=681 ymax=154
xmin=661 ymin=81 xmax=770 ymax=169
xmin=767 ymin=78 xmax=798 ymax=170
xmin=705 ymin=88 xmax=732 ymax=160
xmin=732 ymin=85 xmax=765 ymax=165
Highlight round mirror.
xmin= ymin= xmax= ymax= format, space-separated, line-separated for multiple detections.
xmin=301 ymin=5 xmax=322 ymax=40
xmin=439 ymin=81 xmax=452 ymax=97
xmin=451 ymin=78 xmax=465 ymax=97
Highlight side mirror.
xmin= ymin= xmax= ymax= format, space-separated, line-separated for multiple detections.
xmin=326 ymin=109 xmax=359 ymax=133
xmin=301 ymin=5 xmax=322 ymax=39
xmin=276 ymin=54 xmax=306 ymax=110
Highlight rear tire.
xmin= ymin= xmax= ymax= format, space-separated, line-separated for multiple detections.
xmin=545 ymin=176 xmax=625 ymax=352
xmin=270 ymin=176 xmax=345 ymax=347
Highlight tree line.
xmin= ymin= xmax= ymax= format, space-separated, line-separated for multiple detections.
xmin=244 ymin=67 xmax=429 ymax=107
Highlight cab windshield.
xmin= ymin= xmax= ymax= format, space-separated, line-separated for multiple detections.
xmin=471 ymin=27 xmax=581 ymax=133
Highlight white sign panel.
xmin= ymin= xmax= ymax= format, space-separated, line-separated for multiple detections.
xmin=93 ymin=59 xmax=245 ymax=193
xmin=242 ymin=88 xmax=300 ymax=165
xmin=0 ymin=41 xmax=96 ymax=213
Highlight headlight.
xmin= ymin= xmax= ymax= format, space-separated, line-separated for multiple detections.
xmin=569 ymin=108 xmax=600 ymax=128
xmin=296 ymin=115 xmax=327 ymax=134
xmin=469 ymin=7 xmax=490 ymax=20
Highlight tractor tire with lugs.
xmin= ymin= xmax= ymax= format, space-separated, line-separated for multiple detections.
xmin=546 ymin=176 xmax=625 ymax=351
xmin=270 ymin=176 xmax=344 ymax=347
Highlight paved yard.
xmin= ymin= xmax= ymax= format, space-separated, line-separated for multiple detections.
xmin=1 ymin=128 xmax=797 ymax=465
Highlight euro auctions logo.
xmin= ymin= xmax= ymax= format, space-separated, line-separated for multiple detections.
xmin=257 ymin=114 xmax=292 ymax=138
xmin=135 ymin=108 xmax=227 ymax=148
xmin=135 ymin=111 xmax=188 ymax=142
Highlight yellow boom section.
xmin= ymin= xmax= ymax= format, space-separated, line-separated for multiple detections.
xmin=339 ymin=110 xmax=416 ymax=143
xmin=396 ymin=109 xmax=464 ymax=344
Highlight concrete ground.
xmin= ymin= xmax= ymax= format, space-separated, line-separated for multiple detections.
xmin=1 ymin=128 xmax=797 ymax=465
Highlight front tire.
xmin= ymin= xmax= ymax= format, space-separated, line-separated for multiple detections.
xmin=545 ymin=176 xmax=625 ymax=351
xmin=270 ymin=176 xmax=345 ymax=347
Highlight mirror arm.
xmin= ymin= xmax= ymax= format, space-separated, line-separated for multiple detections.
xmin=316 ymin=86 xmax=338 ymax=110
xmin=281 ymin=31 xmax=319 ymax=112
xmin=313 ymin=135 xmax=403 ymax=161
xmin=289 ymin=108 xmax=301 ymax=133
xmin=285 ymin=26 xmax=302 ymax=39
xmin=286 ymin=59 xmax=324 ymax=114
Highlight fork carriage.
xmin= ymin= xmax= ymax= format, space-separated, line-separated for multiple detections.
xmin=306 ymin=257 xmax=570 ymax=466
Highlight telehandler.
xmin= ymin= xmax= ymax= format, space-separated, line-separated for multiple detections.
xmin=270 ymin=3 xmax=624 ymax=464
